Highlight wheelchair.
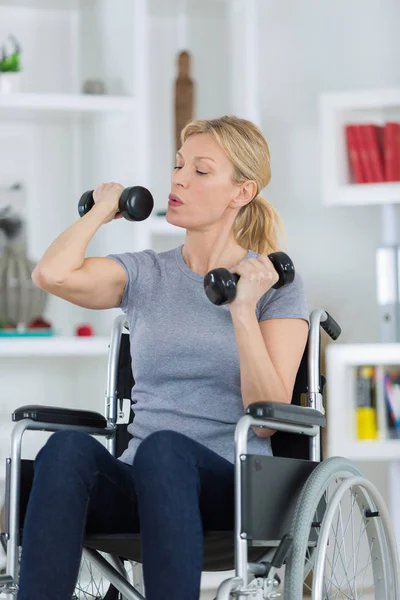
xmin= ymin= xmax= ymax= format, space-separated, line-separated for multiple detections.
xmin=0 ymin=308 xmax=399 ymax=599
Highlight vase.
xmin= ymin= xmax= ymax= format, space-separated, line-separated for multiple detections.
xmin=0 ymin=240 xmax=48 ymax=327
xmin=0 ymin=72 xmax=21 ymax=94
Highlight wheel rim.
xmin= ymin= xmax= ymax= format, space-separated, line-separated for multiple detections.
xmin=284 ymin=458 xmax=400 ymax=600
xmin=311 ymin=476 xmax=400 ymax=600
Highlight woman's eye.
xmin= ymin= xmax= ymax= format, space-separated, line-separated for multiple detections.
xmin=174 ymin=166 xmax=182 ymax=170
xmin=196 ymin=170 xmax=208 ymax=175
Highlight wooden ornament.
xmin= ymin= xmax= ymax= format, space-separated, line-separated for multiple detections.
xmin=174 ymin=50 xmax=194 ymax=153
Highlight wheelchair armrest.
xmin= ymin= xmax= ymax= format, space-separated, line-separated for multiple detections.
xmin=246 ymin=402 xmax=326 ymax=427
xmin=12 ymin=405 xmax=107 ymax=429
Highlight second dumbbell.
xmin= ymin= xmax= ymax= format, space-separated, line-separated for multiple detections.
xmin=203 ymin=251 xmax=295 ymax=306
xmin=78 ymin=186 xmax=154 ymax=222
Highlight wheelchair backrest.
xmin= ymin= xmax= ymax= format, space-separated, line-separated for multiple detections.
xmin=114 ymin=331 xmax=326 ymax=462
xmin=270 ymin=340 xmax=325 ymax=461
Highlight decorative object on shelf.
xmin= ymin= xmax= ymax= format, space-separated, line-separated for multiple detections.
xmin=174 ymin=50 xmax=194 ymax=154
xmin=75 ymin=323 xmax=94 ymax=337
xmin=0 ymin=185 xmax=53 ymax=336
xmin=0 ymin=34 xmax=22 ymax=94
xmin=82 ymin=79 xmax=106 ymax=95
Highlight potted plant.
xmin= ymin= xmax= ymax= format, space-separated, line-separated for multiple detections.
xmin=0 ymin=35 xmax=22 ymax=93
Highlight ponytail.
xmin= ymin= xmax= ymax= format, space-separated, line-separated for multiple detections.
xmin=233 ymin=195 xmax=285 ymax=255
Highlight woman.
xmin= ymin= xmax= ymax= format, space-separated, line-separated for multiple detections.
xmin=19 ymin=116 xmax=309 ymax=600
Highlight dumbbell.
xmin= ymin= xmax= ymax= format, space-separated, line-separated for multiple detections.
xmin=204 ymin=251 xmax=295 ymax=305
xmin=78 ymin=186 xmax=154 ymax=222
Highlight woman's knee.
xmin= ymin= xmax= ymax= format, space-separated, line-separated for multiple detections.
xmin=35 ymin=429 xmax=102 ymax=473
xmin=133 ymin=430 xmax=194 ymax=472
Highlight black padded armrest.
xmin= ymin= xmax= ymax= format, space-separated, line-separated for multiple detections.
xmin=12 ymin=405 xmax=107 ymax=429
xmin=246 ymin=401 xmax=326 ymax=427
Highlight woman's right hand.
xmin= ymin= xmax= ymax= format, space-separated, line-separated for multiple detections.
xmin=93 ymin=182 xmax=125 ymax=224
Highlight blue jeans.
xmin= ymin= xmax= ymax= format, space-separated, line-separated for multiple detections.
xmin=17 ymin=429 xmax=235 ymax=600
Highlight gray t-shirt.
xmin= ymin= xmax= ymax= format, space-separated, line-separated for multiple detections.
xmin=107 ymin=244 xmax=309 ymax=465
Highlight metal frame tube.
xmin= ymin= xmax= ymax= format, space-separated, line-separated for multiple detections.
xmin=105 ymin=314 xmax=127 ymax=456
xmin=83 ymin=548 xmax=145 ymax=600
xmin=6 ymin=419 xmax=114 ymax=584
xmin=234 ymin=414 xmax=318 ymax=597
xmin=308 ymin=309 xmax=329 ymax=462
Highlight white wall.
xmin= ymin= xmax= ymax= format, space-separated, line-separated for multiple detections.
xmin=257 ymin=0 xmax=400 ymax=344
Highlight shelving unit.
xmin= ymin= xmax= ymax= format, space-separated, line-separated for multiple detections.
xmin=0 ymin=1 xmax=259 ymax=590
xmin=0 ymin=2 xmax=267 ymax=595
xmin=326 ymin=343 xmax=400 ymax=459
xmin=0 ymin=92 xmax=137 ymax=117
xmin=325 ymin=343 xmax=400 ymax=554
xmin=0 ymin=336 xmax=110 ymax=357
xmin=320 ymin=88 xmax=400 ymax=207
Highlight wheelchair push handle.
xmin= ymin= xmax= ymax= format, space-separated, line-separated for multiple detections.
xmin=203 ymin=251 xmax=295 ymax=306
xmin=321 ymin=311 xmax=341 ymax=340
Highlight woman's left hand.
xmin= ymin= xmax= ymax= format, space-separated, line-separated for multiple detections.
xmin=229 ymin=255 xmax=279 ymax=310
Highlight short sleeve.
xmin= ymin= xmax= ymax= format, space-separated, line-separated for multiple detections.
xmin=257 ymin=272 xmax=309 ymax=324
xmin=106 ymin=252 xmax=142 ymax=312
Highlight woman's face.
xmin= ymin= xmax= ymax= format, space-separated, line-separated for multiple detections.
xmin=168 ymin=133 xmax=244 ymax=229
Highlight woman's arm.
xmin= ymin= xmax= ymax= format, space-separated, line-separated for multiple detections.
xmin=230 ymin=305 xmax=309 ymax=438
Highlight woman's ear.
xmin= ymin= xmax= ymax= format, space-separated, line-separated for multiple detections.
xmin=232 ymin=180 xmax=257 ymax=209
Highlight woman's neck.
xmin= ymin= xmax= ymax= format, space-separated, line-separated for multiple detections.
xmin=181 ymin=237 xmax=248 ymax=276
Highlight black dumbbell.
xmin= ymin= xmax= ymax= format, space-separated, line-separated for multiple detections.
xmin=78 ymin=186 xmax=154 ymax=222
xmin=204 ymin=251 xmax=295 ymax=305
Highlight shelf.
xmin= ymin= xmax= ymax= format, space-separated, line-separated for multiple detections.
xmin=331 ymin=182 xmax=400 ymax=207
xmin=331 ymin=440 xmax=400 ymax=461
xmin=320 ymin=87 xmax=400 ymax=207
xmin=321 ymin=88 xmax=400 ymax=111
xmin=0 ymin=337 xmax=110 ymax=357
xmin=327 ymin=343 xmax=400 ymax=365
xmin=0 ymin=0 xmax=80 ymax=8
xmin=0 ymin=93 xmax=136 ymax=119
xmin=326 ymin=343 xmax=400 ymax=461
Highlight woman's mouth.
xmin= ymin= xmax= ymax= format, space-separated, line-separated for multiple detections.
xmin=168 ymin=194 xmax=183 ymax=207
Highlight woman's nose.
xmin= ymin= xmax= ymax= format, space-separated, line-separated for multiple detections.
xmin=172 ymin=167 xmax=189 ymax=187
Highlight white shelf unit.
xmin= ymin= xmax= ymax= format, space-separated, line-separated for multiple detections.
xmin=0 ymin=2 xmax=260 ymax=592
xmin=0 ymin=336 xmax=110 ymax=357
xmin=326 ymin=343 xmax=400 ymax=460
xmin=0 ymin=92 xmax=137 ymax=116
xmin=320 ymin=88 xmax=400 ymax=207
xmin=325 ymin=343 xmax=400 ymax=554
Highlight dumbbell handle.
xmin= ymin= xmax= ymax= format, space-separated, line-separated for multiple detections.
xmin=204 ymin=251 xmax=295 ymax=306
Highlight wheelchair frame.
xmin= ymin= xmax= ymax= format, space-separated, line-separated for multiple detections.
xmin=1 ymin=307 xmax=397 ymax=600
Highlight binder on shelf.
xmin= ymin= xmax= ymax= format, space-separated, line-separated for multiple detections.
xmin=359 ymin=364 xmax=400 ymax=441
xmin=358 ymin=124 xmax=384 ymax=183
xmin=383 ymin=367 xmax=400 ymax=439
xmin=355 ymin=365 xmax=378 ymax=440
xmin=345 ymin=121 xmax=399 ymax=184
xmin=345 ymin=125 xmax=365 ymax=183
xmin=383 ymin=122 xmax=400 ymax=182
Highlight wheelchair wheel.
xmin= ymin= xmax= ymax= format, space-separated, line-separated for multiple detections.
xmin=284 ymin=456 xmax=400 ymax=600
xmin=73 ymin=553 xmax=135 ymax=599
xmin=73 ymin=552 xmax=118 ymax=599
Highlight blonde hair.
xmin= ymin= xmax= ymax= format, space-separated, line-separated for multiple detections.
xmin=180 ymin=115 xmax=285 ymax=255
